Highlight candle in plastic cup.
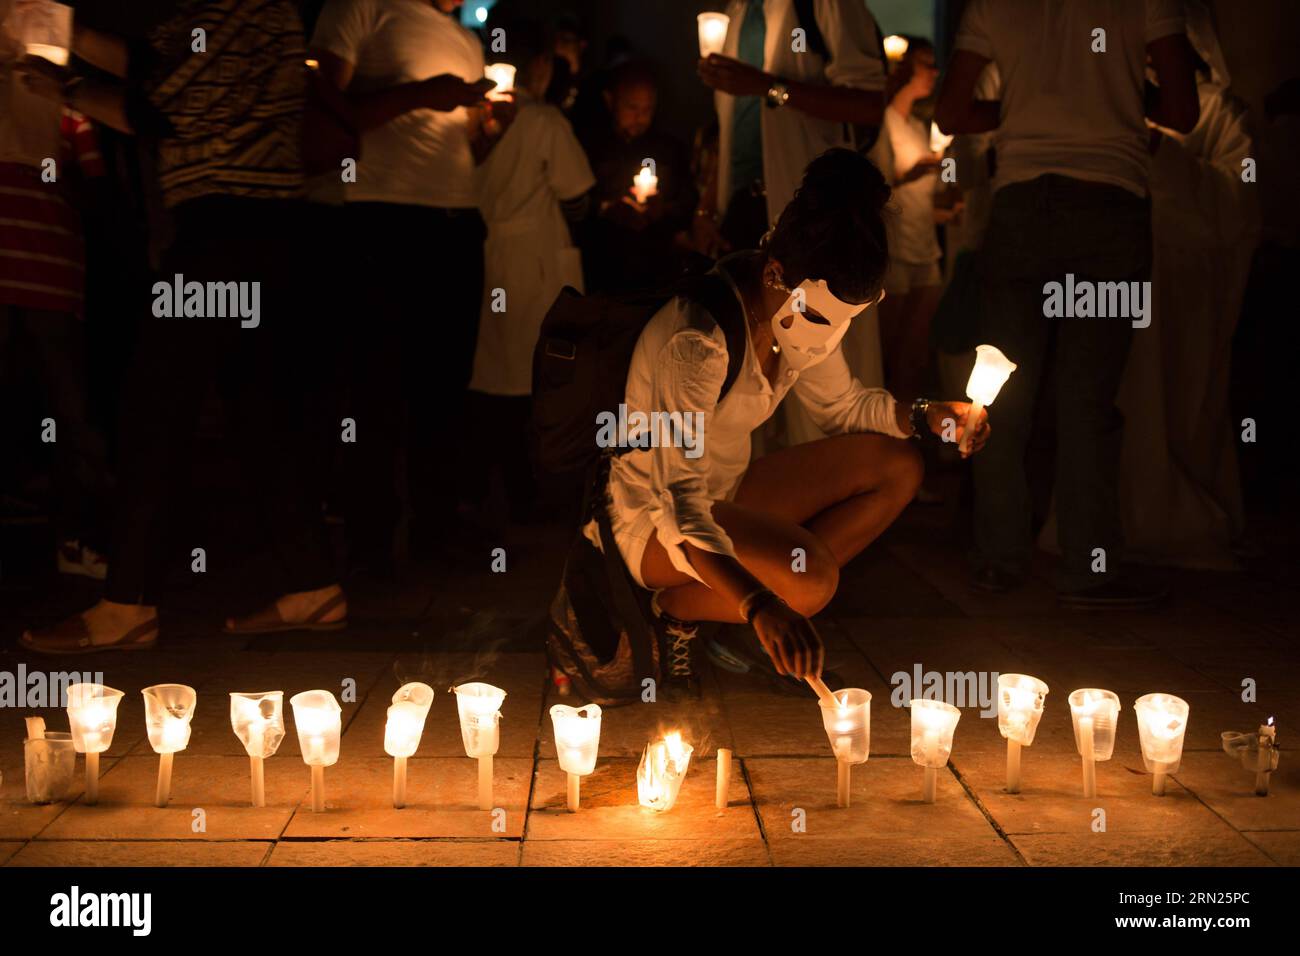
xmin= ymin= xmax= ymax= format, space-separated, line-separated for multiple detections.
xmin=384 ymin=682 xmax=434 ymax=759
xmin=1068 ymin=689 xmax=1120 ymax=760
xmin=998 ymin=674 xmax=1047 ymax=793
xmin=551 ymin=703 xmax=601 ymax=811
xmin=960 ymin=344 xmax=1017 ymax=453
xmin=291 ymin=690 xmax=341 ymax=812
xmin=1134 ymin=693 xmax=1189 ymax=796
xmin=66 ymin=682 xmax=124 ymax=754
xmin=819 ymin=688 xmax=872 ymax=763
xmin=453 ymin=682 xmax=506 ymax=759
xmin=637 ymin=731 xmax=694 ymax=812
xmin=883 ymin=34 xmax=909 ymax=62
xmin=24 ymin=732 xmax=76 ymax=804
xmin=230 ymin=691 xmax=285 ymax=808
xmin=142 ymin=684 xmax=197 ymax=754
xmin=484 ymin=63 xmax=515 ymax=101
xmin=929 ymin=121 xmax=954 ymax=154
xmin=910 ymin=699 xmax=960 ymax=803
xmin=697 ymin=12 xmax=729 ymax=57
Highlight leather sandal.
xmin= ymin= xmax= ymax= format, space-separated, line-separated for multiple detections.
xmin=223 ymin=590 xmax=347 ymax=635
xmin=21 ymin=614 xmax=159 ymax=655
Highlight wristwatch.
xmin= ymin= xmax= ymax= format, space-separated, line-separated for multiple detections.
xmin=765 ymin=81 xmax=791 ymax=109
xmin=909 ymin=398 xmax=932 ymax=438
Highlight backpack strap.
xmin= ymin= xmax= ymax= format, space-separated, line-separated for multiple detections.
xmin=676 ymin=268 xmax=748 ymax=405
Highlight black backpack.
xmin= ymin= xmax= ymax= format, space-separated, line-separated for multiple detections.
xmin=531 ymin=268 xmax=749 ymax=475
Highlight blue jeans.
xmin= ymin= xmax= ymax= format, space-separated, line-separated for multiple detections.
xmin=972 ymin=174 xmax=1152 ymax=591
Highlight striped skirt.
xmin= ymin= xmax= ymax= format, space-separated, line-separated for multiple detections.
xmin=0 ymin=162 xmax=85 ymax=317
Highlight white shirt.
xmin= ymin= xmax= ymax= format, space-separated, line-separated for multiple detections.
xmin=881 ymin=107 xmax=940 ymax=264
xmin=311 ymin=0 xmax=484 ymax=208
xmin=714 ymin=0 xmax=887 ymax=226
xmin=954 ymin=0 xmax=1185 ymax=198
xmin=0 ymin=4 xmax=62 ymax=169
xmin=607 ymin=276 xmax=907 ymax=584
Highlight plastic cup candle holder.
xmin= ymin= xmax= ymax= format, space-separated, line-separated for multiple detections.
xmin=637 ymin=731 xmax=694 ymax=813
xmin=883 ymin=34 xmax=909 ymax=62
xmin=910 ymin=699 xmax=960 ymax=804
xmin=65 ymin=683 xmax=124 ymax=806
xmin=1134 ymin=693 xmax=1190 ymax=796
xmin=484 ymin=63 xmax=515 ymax=101
xmin=17 ymin=0 xmax=73 ymax=66
xmin=1068 ymin=688 xmax=1120 ymax=798
xmin=23 ymin=718 xmax=75 ymax=804
xmin=230 ymin=691 xmax=285 ymax=807
xmin=1222 ymin=718 xmax=1278 ymax=796
xmin=142 ymin=684 xmax=197 ymax=807
xmin=696 ymin=12 xmax=729 ymax=57
xmin=997 ymin=674 xmax=1048 ymax=794
xmin=959 ymin=344 xmax=1017 ymax=453
xmin=454 ymin=682 xmax=506 ymax=810
xmin=550 ymin=703 xmax=601 ymax=811
xmin=290 ymin=690 xmax=342 ymax=812
xmin=929 ymin=121 xmax=954 ymax=154
xmin=385 ymin=682 xmax=434 ymax=809
xmin=818 ymin=688 xmax=871 ymax=807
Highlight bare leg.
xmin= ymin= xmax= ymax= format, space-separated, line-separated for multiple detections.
xmin=643 ymin=433 xmax=922 ymax=621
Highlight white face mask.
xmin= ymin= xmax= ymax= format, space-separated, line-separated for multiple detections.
xmin=770 ymin=279 xmax=870 ymax=370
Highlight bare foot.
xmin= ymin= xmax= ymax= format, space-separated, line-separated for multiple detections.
xmin=22 ymin=599 xmax=159 ymax=654
xmin=224 ymin=584 xmax=346 ymax=632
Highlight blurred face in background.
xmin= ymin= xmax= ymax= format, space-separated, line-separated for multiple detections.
xmin=904 ymin=45 xmax=938 ymax=98
xmin=608 ymin=80 xmax=657 ymax=141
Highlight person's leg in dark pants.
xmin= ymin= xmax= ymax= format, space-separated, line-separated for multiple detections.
xmin=972 ymin=180 xmax=1054 ymax=585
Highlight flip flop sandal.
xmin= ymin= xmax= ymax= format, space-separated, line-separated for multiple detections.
xmin=21 ymin=615 xmax=159 ymax=656
xmin=223 ymin=591 xmax=348 ymax=635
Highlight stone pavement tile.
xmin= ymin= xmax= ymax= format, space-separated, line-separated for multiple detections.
xmin=887 ymin=541 xmax=1061 ymax=618
xmin=768 ymin=835 xmax=1020 ymax=866
xmin=526 ymin=758 xmax=760 ymax=841
xmin=38 ymin=755 xmax=298 ymax=840
xmin=7 ymin=840 xmax=271 ymax=867
xmin=952 ymin=749 xmax=1243 ymax=836
xmin=268 ymin=840 xmax=519 ymax=866
xmin=1241 ymin=831 xmax=1300 ymax=866
xmin=0 ymin=842 xmax=22 ymax=865
xmin=345 ymin=653 xmax=544 ymax=758
xmin=0 ymin=754 xmax=116 ymax=840
xmin=521 ymin=838 xmax=769 ymax=866
xmin=1170 ymin=755 xmax=1298 ymax=832
xmin=829 ymin=543 xmax=964 ymax=618
xmin=1010 ymin=830 xmax=1274 ymax=866
xmin=749 ymin=757 xmax=999 ymax=841
xmin=280 ymin=757 xmax=531 ymax=839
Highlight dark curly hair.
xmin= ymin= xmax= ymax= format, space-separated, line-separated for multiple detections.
xmin=763 ymin=148 xmax=892 ymax=304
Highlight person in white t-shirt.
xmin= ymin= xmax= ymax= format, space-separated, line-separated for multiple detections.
xmin=465 ymin=19 xmax=595 ymax=522
xmin=935 ymin=0 xmax=1200 ymax=608
xmin=309 ymin=0 xmax=499 ymax=571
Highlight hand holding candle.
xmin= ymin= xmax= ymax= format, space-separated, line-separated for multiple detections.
xmin=883 ymin=34 xmax=909 ymax=62
xmin=65 ymin=683 xmax=124 ymax=806
xmin=141 ymin=684 xmax=196 ymax=807
xmin=230 ymin=691 xmax=285 ymax=807
xmin=910 ymin=699 xmax=960 ymax=803
xmin=453 ymin=681 xmax=506 ymax=810
xmin=484 ymin=62 xmax=515 ymax=101
xmin=996 ymin=674 xmax=1048 ymax=794
xmin=929 ymin=121 xmax=954 ymax=154
xmin=631 ymin=161 xmax=658 ymax=205
xmin=385 ymin=682 xmax=434 ymax=809
xmin=290 ymin=690 xmax=342 ymax=812
xmin=959 ymin=344 xmax=1017 ymax=455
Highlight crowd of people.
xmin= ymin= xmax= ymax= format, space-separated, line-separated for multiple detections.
xmin=0 ymin=0 xmax=1262 ymax=693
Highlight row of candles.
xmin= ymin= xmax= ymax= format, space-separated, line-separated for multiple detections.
xmin=22 ymin=675 xmax=1279 ymax=813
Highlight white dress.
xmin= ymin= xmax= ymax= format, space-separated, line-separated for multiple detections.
xmin=469 ymin=94 xmax=595 ymax=396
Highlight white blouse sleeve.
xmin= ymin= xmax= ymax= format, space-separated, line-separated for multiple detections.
xmin=643 ymin=327 xmax=739 ymax=583
xmin=791 ymin=342 xmax=910 ymax=439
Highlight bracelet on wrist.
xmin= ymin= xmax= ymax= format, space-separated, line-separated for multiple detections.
xmin=739 ymin=587 xmax=779 ymax=623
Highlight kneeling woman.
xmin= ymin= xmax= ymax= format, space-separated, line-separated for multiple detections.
xmin=602 ymin=149 xmax=988 ymax=691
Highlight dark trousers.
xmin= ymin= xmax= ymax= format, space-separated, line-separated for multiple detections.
xmin=973 ymin=174 xmax=1151 ymax=591
xmin=105 ymin=197 xmax=333 ymax=604
xmin=0 ymin=306 xmax=110 ymax=546
xmin=339 ymin=202 xmax=485 ymax=566
xmin=463 ymin=390 xmax=536 ymax=519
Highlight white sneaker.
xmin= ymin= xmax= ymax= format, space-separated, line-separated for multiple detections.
xmin=57 ymin=540 xmax=108 ymax=581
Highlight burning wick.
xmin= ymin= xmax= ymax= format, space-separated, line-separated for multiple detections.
xmin=818 ymin=688 xmax=871 ymax=808
xmin=1069 ymin=689 xmax=1119 ymax=799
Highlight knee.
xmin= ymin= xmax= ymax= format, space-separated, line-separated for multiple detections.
xmin=886 ymin=439 xmax=925 ymax=499
xmin=781 ymin=537 xmax=840 ymax=617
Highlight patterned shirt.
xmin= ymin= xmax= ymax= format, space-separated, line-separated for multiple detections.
xmin=141 ymin=0 xmax=307 ymax=208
